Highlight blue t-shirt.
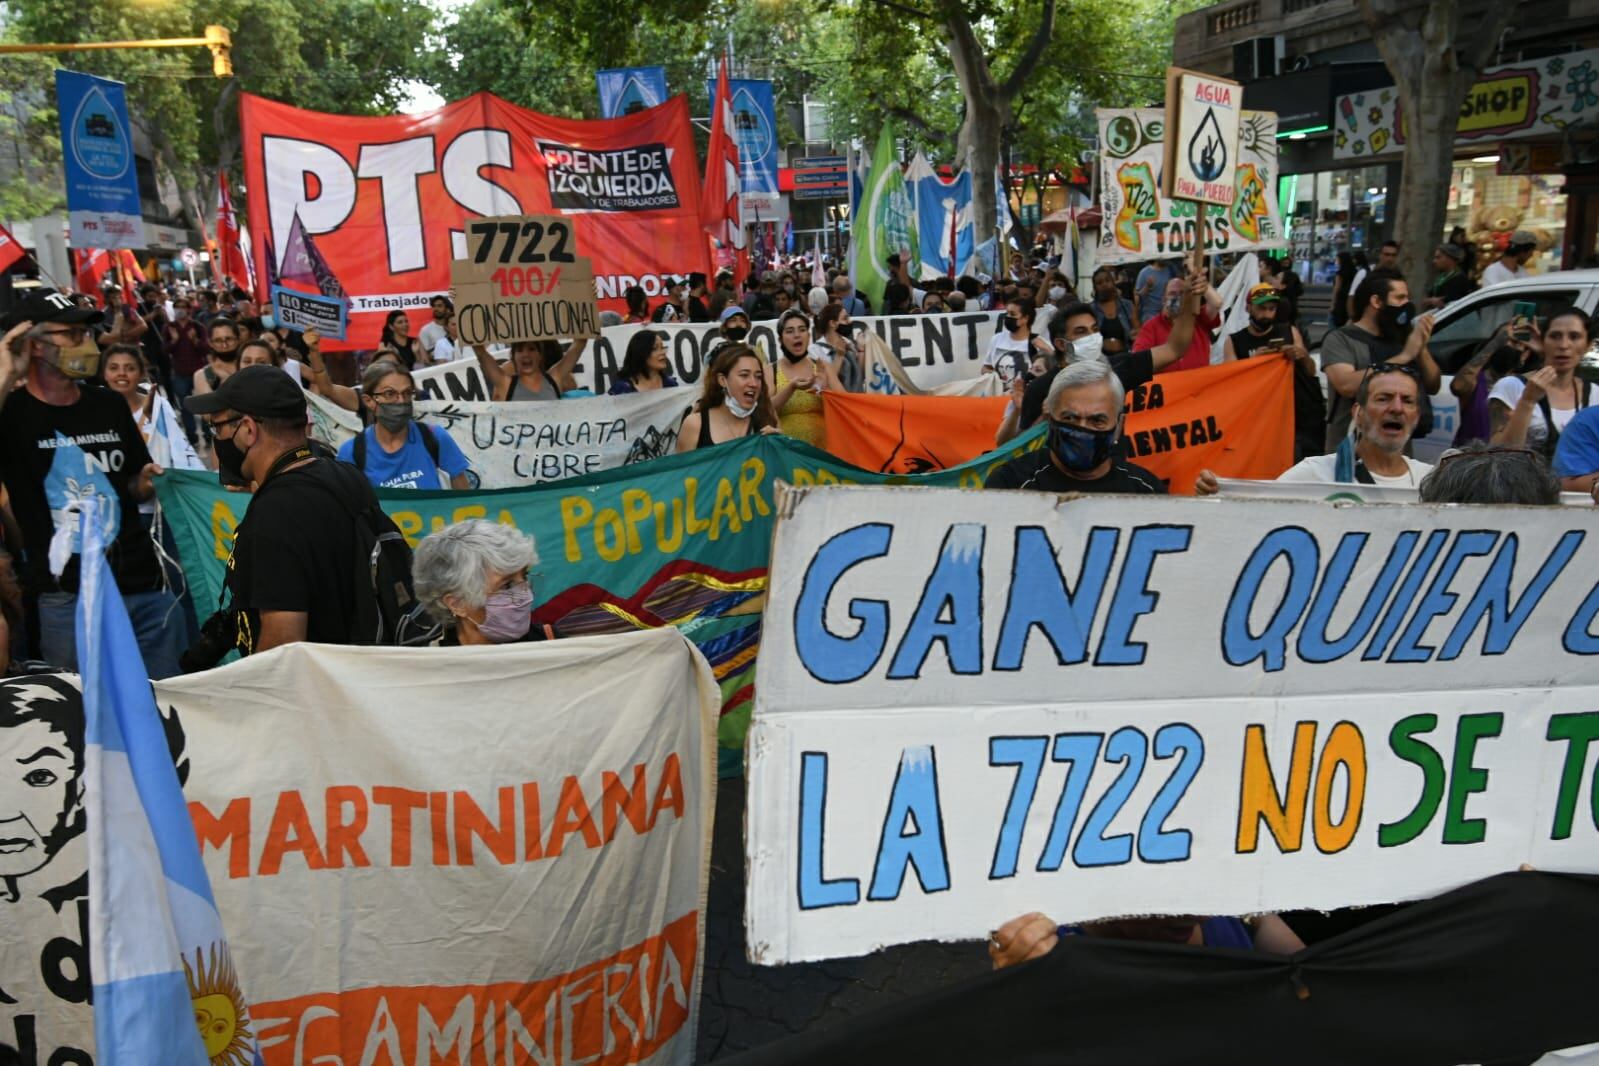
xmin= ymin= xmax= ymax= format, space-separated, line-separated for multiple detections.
xmin=1554 ymin=406 xmax=1599 ymax=479
xmin=608 ymin=375 xmax=680 ymax=395
xmin=335 ymin=422 xmax=471 ymax=490
xmin=1060 ymin=916 xmax=1252 ymax=950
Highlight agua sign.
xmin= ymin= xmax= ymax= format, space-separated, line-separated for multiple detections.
xmin=745 ymin=486 xmax=1599 ymax=963
xmin=1164 ymin=68 xmax=1243 ymax=206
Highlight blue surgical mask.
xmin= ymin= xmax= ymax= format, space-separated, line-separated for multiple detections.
xmin=1048 ymin=419 xmax=1118 ymax=472
xmin=261 ymin=313 xmax=276 ymax=330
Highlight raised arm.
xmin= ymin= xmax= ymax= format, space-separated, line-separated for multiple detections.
xmin=551 ymin=336 xmax=586 ymax=394
xmin=1148 ymin=270 xmax=1204 ymax=372
xmin=300 ymin=329 xmax=361 ymax=411
xmin=473 ymin=342 xmax=511 ymax=397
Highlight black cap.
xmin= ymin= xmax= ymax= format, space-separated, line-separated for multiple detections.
xmin=1 ymin=289 xmax=103 ymax=331
xmin=185 ymin=365 xmax=307 ymax=420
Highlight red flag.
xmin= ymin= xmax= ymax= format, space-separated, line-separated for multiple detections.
xmin=216 ymin=171 xmax=252 ymax=294
xmin=701 ymin=56 xmax=745 ymax=283
xmin=0 ymin=224 xmax=24 ymax=274
xmin=75 ymin=248 xmax=111 ymax=298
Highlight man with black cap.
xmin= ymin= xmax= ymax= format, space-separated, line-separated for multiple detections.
xmin=185 ymin=365 xmax=370 ymax=656
xmin=1424 ymin=243 xmax=1475 ymax=309
xmin=1482 ymin=231 xmax=1539 ymax=287
xmin=0 ymin=290 xmax=182 ymax=677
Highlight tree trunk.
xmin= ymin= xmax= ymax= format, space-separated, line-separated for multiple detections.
xmin=1356 ymin=0 xmax=1517 ymax=286
xmin=960 ymin=100 xmax=1007 ymax=254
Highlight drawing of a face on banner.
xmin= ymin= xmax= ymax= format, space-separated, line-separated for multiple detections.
xmin=0 ymin=675 xmax=86 ymax=905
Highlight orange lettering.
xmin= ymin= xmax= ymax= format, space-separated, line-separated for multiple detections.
xmin=189 ymin=797 xmax=251 ymax=880
xmin=372 ymin=786 xmax=428 ymax=866
xmin=430 ymin=791 xmax=450 ymax=866
xmin=649 ymin=754 xmax=685 ymax=830
xmin=546 ymin=775 xmax=601 ymax=857
xmin=601 ymin=765 xmax=649 ymax=843
xmin=259 ymin=791 xmax=327 ymax=875
xmin=324 ymin=785 xmax=371 ymax=868
xmin=522 ymin=782 xmax=544 ymax=860
xmin=453 ymin=786 xmax=517 ymax=866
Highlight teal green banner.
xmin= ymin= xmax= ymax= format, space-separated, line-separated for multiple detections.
xmin=156 ymin=428 xmax=1043 ymax=772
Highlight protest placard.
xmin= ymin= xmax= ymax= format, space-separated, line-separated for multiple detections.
xmin=308 ymin=388 xmax=695 ymax=486
xmin=450 ymin=214 xmax=601 ymax=347
xmin=745 ymin=485 xmax=1599 ymax=963
xmin=270 ymin=284 xmax=347 ymax=339
xmin=1163 ymin=68 xmax=1243 ymax=205
xmin=1 ymin=631 xmax=717 ymax=1063
xmin=409 ymin=312 xmax=1002 ymax=399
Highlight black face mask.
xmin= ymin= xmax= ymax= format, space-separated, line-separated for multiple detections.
xmin=723 ymin=325 xmax=749 ymax=343
xmin=1249 ymin=314 xmax=1276 ymax=332
xmin=1003 ymin=315 xmax=1020 ymax=332
xmin=213 ymin=433 xmax=248 ymax=486
xmin=1377 ymin=301 xmax=1416 ymax=341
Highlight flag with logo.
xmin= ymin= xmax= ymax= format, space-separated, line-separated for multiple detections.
xmin=854 ymin=123 xmax=918 ymax=312
xmin=65 ymin=503 xmax=261 ymax=1065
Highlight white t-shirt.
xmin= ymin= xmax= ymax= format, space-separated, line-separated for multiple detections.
xmin=434 ymin=335 xmax=465 ymax=363
xmin=1277 ymin=452 xmax=1434 ymax=488
xmin=984 ymin=333 xmax=1036 ymax=385
xmin=1480 ymin=259 xmax=1524 ymax=288
xmin=419 ymin=320 xmax=448 ymax=355
xmin=1349 ymin=267 xmax=1368 ymax=301
xmin=1489 ymin=375 xmax=1597 ymax=452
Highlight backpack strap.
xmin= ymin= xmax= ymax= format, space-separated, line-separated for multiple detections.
xmin=353 ymin=428 xmax=367 ymax=471
xmin=420 ymin=422 xmax=442 ymax=467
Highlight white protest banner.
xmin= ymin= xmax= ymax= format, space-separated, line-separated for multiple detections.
xmin=1164 ymin=67 xmax=1243 ymax=205
xmin=410 ymin=312 xmax=1002 ymax=400
xmin=308 ymin=388 xmax=695 ymax=485
xmin=745 ymin=485 xmax=1599 ymax=963
xmin=451 ymin=214 xmax=600 ymax=346
xmin=168 ymin=631 xmax=712 ymax=1064
xmin=1215 ymin=477 xmax=1595 ymax=508
xmin=1096 ymin=107 xmax=1285 ymax=264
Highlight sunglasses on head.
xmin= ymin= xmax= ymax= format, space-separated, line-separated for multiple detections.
xmin=1363 ymin=362 xmax=1422 ymax=381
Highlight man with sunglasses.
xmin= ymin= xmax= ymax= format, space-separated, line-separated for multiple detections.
xmin=1196 ymin=363 xmax=1432 ymax=492
xmin=0 ymin=290 xmax=182 ymax=677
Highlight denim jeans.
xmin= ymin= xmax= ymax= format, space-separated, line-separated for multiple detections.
xmin=37 ymin=587 xmax=185 ymax=680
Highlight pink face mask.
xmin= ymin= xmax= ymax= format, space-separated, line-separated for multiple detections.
xmin=477 ymin=581 xmax=533 ymax=642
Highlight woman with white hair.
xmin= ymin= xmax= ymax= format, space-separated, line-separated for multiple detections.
xmin=413 ymin=519 xmax=557 ymax=645
xmin=807 ymin=286 xmax=829 ymax=317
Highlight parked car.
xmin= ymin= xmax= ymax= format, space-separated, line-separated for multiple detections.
xmin=1425 ymin=269 xmax=1599 ymax=373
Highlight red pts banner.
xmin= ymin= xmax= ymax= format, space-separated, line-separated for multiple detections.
xmin=240 ymin=92 xmax=711 ymax=350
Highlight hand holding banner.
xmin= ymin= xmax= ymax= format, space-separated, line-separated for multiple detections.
xmin=451 ymin=214 xmax=599 ymax=346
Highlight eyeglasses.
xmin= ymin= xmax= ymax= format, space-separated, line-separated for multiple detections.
xmin=39 ymin=326 xmax=88 ymax=344
xmin=1436 ymin=446 xmax=1540 ymax=468
xmin=372 ymin=389 xmax=418 ymax=403
xmin=203 ymin=416 xmax=247 ymax=443
xmin=1050 ymin=412 xmax=1115 ymax=431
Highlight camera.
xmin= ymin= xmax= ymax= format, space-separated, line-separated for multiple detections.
xmin=180 ymin=608 xmax=238 ymax=673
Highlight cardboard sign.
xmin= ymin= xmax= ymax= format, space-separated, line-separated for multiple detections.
xmin=450 ymin=214 xmax=599 ymax=346
xmin=745 ymin=485 xmax=1599 ymax=963
xmin=270 ymin=284 xmax=347 ymax=339
xmin=1164 ymin=68 xmax=1243 ymax=206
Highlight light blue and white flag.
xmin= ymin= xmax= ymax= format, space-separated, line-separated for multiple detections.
xmin=68 ymin=503 xmax=260 ymax=1065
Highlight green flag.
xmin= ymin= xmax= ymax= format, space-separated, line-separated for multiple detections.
xmin=854 ymin=124 xmax=919 ymax=311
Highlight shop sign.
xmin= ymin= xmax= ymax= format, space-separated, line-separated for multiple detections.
xmin=1333 ymin=48 xmax=1599 ymax=160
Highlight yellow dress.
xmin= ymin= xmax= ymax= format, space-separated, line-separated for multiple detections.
xmin=775 ymin=357 xmax=826 ymax=447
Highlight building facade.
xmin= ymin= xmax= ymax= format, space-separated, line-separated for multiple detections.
xmin=1175 ymin=0 xmax=1599 ymax=282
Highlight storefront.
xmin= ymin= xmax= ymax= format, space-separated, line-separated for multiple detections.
xmin=1331 ymin=48 xmax=1599 ymax=273
xmin=1281 ymin=164 xmax=1394 ymax=283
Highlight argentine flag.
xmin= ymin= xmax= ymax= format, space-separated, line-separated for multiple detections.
xmin=68 ymin=503 xmax=260 ymax=1064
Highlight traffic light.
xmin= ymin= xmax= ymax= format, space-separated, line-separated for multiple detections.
xmin=205 ymin=25 xmax=232 ymax=78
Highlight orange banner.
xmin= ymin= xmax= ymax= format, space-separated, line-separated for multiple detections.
xmin=822 ymin=358 xmax=1294 ymax=492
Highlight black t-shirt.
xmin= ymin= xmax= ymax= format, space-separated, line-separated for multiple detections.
xmin=1230 ymin=323 xmax=1293 ymax=359
xmin=984 ymin=448 xmax=1167 ymax=494
xmin=1018 ymin=350 xmax=1157 ymax=431
xmin=224 ymin=457 xmax=365 ymax=654
xmin=0 ymin=385 xmax=161 ymax=594
xmin=1431 ymin=271 xmax=1474 ymax=306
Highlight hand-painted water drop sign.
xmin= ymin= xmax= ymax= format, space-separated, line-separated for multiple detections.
xmin=1163 ymin=68 xmax=1243 ymax=207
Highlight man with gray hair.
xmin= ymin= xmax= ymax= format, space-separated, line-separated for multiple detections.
xmin=1419 ymin=442 xmax=1560 ymax=505
xmin=984 ymin=357 xmax=1166 ymax=494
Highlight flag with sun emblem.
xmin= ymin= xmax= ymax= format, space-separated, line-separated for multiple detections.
xmin=68 ymin=501 xmax=260 ymax=1065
